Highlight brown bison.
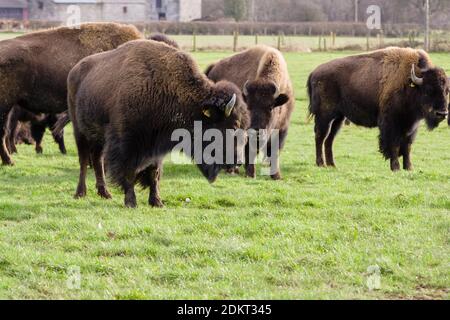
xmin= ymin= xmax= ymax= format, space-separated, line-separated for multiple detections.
xmin=205 ymin=45 xmax=295 ymax=180
xmin=68 ymin=40 xmax=250 ymax=208
xmin=0 ymin=22 xmax=142 ymax=166
xmin=308 ymin=47 xmax=449 ymax=171
xmin=7 ymin=106 xmax=67 ymax=155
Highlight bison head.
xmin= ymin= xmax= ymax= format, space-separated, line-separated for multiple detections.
xmin=243 ymin=80 xmax=290 ymax=130
xmin=196 ymin=81 xmax=250 ymax=183
xmin=411 ymin=65 xmax=449 ymax=129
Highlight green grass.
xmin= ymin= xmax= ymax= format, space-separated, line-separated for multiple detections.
xmin=0 ymin=50 xmax=449 ymax=300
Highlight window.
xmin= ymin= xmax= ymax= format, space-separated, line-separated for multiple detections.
xmin=156 ymin=0 xmax=162 ymax=9
xmin=158 ymin=12 xmax=166 ymax=20
xmin=38 ymin=1 xmax=44 ymax=10
xmin=123 ymin=6 xmax=127 ymax=14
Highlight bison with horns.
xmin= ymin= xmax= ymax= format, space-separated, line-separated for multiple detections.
xmin=308 ymin=47 xmax=449 ymax=171
xmin=68 ymin=40 xmax=250 ymax=208
xmin=0 ymin=23 xmax=142 ymax=166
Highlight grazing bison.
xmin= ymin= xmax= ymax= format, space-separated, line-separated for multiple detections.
xmin=308 ymin=47 xmax=449 ymax=171
xmin=0 ymin=22 xmax=142 ymax=166
xmin=68 ymin=40 xmax=250 ymax=208
xmin=7 ymin=106 xmax=67 ymax=155
xmin=53 ymin=33 xmax=180 ymax=136
xmin=206 ymin=45 xmax=295 ymax=180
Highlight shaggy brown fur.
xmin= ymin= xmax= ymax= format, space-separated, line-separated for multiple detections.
xmin=148 ymin=33 xmax=180 ymax=49
xmin=68 ymin=40 xmax=250 ymax=208
xmin=0 ymin=22 xmax=142 ymax=166
xmin=308 ymin=47 xmax=449 ymax=171
xmin=206 ymin=45 xmax=295 ymax=179
xmin=6 ymin=106 xmax=66 ymax=155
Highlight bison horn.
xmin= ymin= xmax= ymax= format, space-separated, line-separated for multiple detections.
xmin=243 ymin=80 xmax=250 ymax=96
xmin=271 ymin=81 xmax=281 ymax=98
xmin=411 ymin=64 xmax=423 ymax=86
xmin=224 ymin=93 xmax=236 ymax=117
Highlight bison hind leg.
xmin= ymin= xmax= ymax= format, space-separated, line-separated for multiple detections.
xmin=324 ymin=115 xmax=345 ymax=168
xmin=74 ymin=133 xmax=91 ymax=199
xmin=314 ymin=116 xmax=335 ymax=168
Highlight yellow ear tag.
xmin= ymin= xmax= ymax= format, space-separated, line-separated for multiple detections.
xmin=203 ymin=109 xmax=211 ymax=118
xmin=410 ymin=83 xmax=416 ymax=88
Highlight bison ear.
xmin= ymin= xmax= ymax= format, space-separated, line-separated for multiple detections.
xmin=274 ymin=94 xmax=289 ymax=108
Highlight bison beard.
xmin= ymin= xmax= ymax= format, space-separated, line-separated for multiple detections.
xmin=0 ymin=22 xmax=142 ymax=166
xmin=308 ymin=47 xmax=449 ymax=171
xmin=69 ymin=40 xmax=249 ymax=208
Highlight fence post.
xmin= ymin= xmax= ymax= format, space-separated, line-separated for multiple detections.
xmin=193 ymin=31 xmax=197 ymax=52
xmin=255 ymin=33 xmax=259 ymax=45
xmin=366 ymin=31 xmax=370 ymax=51
xmin=277 ymin=32 xmax=282 ymax=51
xmin=318 ymin=35 xmax=322 ymax=51
xmin=323 ymin=38 xmax=327 ymax=51
xmin=233 ymin=31 xmax=239 ymax=52
xmin=332 ymin=32 xmax=336 ymax=47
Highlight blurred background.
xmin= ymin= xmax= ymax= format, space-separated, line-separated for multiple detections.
xmin=1 ymin=0 xmax=449 ymax=52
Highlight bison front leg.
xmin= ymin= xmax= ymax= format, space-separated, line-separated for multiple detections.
xmin=122 ymin=180 xmax=137 ymax=209
xmin=379 ymin=120 xmax=401 ymax=172
xmin=30 ymin=122 xmax=46 ymax=154
xmin=148 ymin=163 xmax=163 ymax=208
xmin=401 ymin=143 xmax=413 ymax=171
xmin=0 ymin=106 xmax=14 ymax=165
xmin=389 ymin=146 xmax=401 ymax=172
xmin=245 ymin=142 xmax=256 ymax=178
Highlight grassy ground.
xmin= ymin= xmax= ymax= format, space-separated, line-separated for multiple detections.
xmin=0 ymin=47 xmax=449 ymax=299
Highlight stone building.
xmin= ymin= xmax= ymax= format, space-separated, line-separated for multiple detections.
xmin=24 ymin=0 xmax=201 ymax=23
xmin=0 ymin=0 xmax=28 ymax=20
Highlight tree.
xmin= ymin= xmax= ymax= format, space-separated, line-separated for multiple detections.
xmin=224 ymin=0 xmax=247 ymax=22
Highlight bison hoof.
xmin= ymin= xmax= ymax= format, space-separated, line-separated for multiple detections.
xmin=36 ymin=147 xmax=43 ymax=154
xmin=271 ymin=172 xmax=282 ymax=180
xmin=74 ymin=191 xmax=86 ymax=199
xmin=149 ymin=197 xmax=164 ymax=208
xmin=125 ymin=201 xmax=137 ymax=209
xmin=97 ymin=187 xmax=112 ymax=199
xmin=2 ymin=160 xmax=15 ymax=166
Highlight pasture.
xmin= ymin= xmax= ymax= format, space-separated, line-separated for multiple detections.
xmin=0 ymin=40 xmax=449 ymax=299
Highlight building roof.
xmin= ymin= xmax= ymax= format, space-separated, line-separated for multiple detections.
xmin=0 ymin=0 xmax=27 ymax=9
xmin=53 ymin=0 xmax=98 ymax=3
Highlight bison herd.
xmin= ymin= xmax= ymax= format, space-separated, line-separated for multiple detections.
xmin=0 ymin=23 xmax=448 ymax=208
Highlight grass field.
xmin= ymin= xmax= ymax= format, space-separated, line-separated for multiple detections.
xmin=0 ymin=43 xmax=449 ymax=299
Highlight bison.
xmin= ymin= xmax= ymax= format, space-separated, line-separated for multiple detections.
xmin=68 ymin=40 xmax=250 ymax=208
xmin=205 ymin=45 xmax=295 ymax=180
xmin=0 ymin=22 xmax=142 ymax=166
xmin=6 ymin=106 xmax=67 ymax=155
xmin=308 ymin=47 xmax=449 ymax=171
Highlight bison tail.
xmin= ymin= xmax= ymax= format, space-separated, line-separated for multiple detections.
xmin=52 ymin=111 xmax=71 ymax=137
xmin=306 ymin=73 xmax=315 ymax=122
